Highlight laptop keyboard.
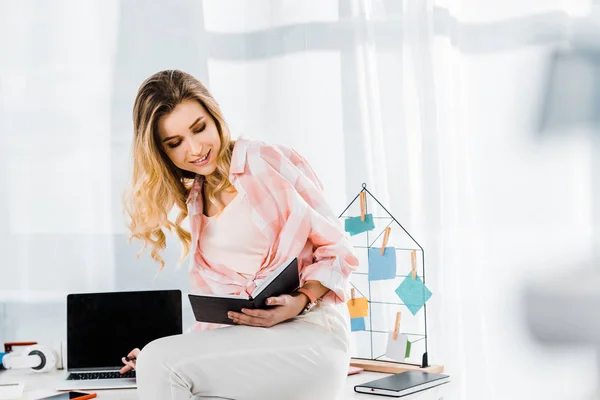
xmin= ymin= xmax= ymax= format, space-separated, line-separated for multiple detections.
xmin=67 ymin=371 xmax=136 ymax=380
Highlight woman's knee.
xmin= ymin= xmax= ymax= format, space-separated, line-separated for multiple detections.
xmin=136 ymin=336 xmax=173 ymax=377
xmin=134 ymin=335 xmax=195 ymax=398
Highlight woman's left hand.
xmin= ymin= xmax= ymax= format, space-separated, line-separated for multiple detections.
xmin=228 ymin=294 xmax=307 ymax=328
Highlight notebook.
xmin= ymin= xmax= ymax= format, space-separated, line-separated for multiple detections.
xmin=354 ymin=371 xmax=450 ymax=397
xmin=188 ymin=258 xmax=299 ymax=325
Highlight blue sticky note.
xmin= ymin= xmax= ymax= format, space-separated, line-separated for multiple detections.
xmin=344 ymin=214 xmax=375 ymax=236
xmin=395 ymin=275 xmax=433 ymax=315
xmin=368 ymin=247 xmax=397 ymax=281
xmin=351 ymin=317 xmax=366 ymax=332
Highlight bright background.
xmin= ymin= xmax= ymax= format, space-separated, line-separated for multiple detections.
xmin=1 ymin=1 xmax=598 ymax=399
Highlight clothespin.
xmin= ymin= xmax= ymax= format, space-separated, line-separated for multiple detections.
xmin=393 ymin=311 xmax=401 ymax=340
xmin=411 ymin=250 xmax=417 ymax=280
xmin=360 ymin=191 xmax=367 ymax=221
xmin=380 ymin=227 xmax=391 ymax=255
xmin=351 ymin=288 xmax=356 ymax=305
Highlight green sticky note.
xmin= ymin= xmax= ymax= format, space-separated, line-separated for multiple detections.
xmin=345 ymin=214 xmax=375 ymax=236
xmin=405 ymin=340 xmax=412 ymax=358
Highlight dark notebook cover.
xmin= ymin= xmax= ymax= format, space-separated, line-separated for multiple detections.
xmin=355 ymin=371 xmax=450 ymax=397
xmin=188 ymin=258 xmax=299 ymax=325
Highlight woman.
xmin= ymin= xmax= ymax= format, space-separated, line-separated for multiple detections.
xmin=121 ymin=69 xmax=359 ymax=400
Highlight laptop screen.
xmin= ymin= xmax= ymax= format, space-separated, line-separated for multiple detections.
xmin=67 ymin=290 xmax=182 ymax=371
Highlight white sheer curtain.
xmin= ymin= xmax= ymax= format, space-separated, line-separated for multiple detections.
xmin=0 ymin=1 xmax=120 ymax=300
xmin=1 ymin=1 xmax=597 ymax=399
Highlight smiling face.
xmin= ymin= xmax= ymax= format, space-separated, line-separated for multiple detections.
xmin=156 ymin=99 xmax=222 ymax=177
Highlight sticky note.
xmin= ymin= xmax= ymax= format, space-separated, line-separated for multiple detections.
xmin=344 ymin=214 xmax=375 ymax=236
xmin=347 ymin=297 xmax=369 ymax=318
xmin=368 ymin=247 xmax=397 ymax=281
xmin=351 ymin=317 xmax=366 ymax=332
xmin=395 ymin=275 xmax=433 ymax=315
xmin=386 ymin=332 xmax=408 ymax=362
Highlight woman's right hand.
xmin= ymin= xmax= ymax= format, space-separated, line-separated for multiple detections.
xmin=120 ymin=348 xmax=140 ymax=374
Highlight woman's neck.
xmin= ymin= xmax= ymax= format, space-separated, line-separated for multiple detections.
xmin=202 ymin=180 xmax=238 ymax=216
xmin=202 ymin=178 xmax=234 ymax=193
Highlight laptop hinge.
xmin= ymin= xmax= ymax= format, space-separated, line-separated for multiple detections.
xmin=68 ymin=367 xmax=121 ymax=373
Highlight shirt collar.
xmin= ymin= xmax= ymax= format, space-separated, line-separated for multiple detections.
xmin=228 ymin=137 xmax=250 ymax=175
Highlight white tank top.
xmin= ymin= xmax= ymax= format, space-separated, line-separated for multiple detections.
xmin=199 ymin=193 xmax=270 ymax=277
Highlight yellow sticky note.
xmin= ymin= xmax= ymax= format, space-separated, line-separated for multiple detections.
xmin=347 ymin=297 xmax=369 ymax=318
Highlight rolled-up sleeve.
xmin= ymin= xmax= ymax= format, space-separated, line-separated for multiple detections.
xmin=300 ymin=237 xmax=359 ymax=304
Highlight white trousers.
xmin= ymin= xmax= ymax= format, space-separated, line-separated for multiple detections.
xmin=135 ymin=303 xmax=351 ymax=400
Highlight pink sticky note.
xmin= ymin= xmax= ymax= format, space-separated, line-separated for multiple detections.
xmin=348 ymin=366 xmax=364 ymax=375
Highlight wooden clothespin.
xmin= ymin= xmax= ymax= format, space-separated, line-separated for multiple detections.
xmin=411 ymin=250 xmax=417 ymax=280
xmin=380 ymin=227 xmax=391 ymax=255
xmin=351 ymin=288 xmax=356 ymax=305
xmin=392 ymin=311 xmax=401 ymax=340
xmin=360 ymin=191 xmax=367 ymax=221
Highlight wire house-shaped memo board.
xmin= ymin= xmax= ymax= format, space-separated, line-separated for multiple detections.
xmin=339 ymin=183 xmax=435 ymax=372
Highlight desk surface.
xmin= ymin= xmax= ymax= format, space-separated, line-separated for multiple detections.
xmin=0 ymin=368 xmax=447 ymax=400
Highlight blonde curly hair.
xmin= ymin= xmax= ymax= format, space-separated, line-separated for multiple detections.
xmin=123 ymin=70 xmax=234 ymax=269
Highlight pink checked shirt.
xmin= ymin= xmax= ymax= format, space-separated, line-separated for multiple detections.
xmin=186 ymin=138 xmax=359 ymax=331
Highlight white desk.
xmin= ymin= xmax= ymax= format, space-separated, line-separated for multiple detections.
xmin=0 ymin=370 xmax=134 ymax=400
xmin=0 ymin=368 xmax=447 ymax=400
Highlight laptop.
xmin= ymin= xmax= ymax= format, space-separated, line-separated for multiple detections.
xmin=56 ymin=290 xmax=182 ymax=391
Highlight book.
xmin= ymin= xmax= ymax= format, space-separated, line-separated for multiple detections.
xmin=188 ymin=258 xmax=300 ymax=325
xmin=354 ymin=371 xmax=450 ymax=397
